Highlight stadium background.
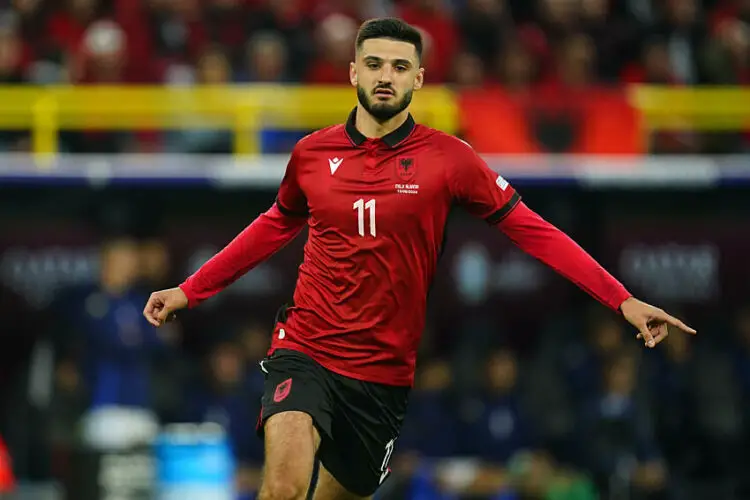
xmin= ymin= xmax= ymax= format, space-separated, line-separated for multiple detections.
xmin=1 ymin=0 xmax=750 ymax=499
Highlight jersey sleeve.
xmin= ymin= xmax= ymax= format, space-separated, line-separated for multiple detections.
xmin=276 ymin=144 xmax=309 ymax=217
xmin=445 ymin=138 xmax=521 ymax=224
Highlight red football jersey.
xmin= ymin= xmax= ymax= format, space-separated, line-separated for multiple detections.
xmin=271 ymin=109 xmax=521 ymax=386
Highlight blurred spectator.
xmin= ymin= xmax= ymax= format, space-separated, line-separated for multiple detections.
xmin=10 ymin=0 xmax=45 ymax=44
xmin=305 ymin=13 xmax=358 ymax=84
xmin=203 ymin=0 xmax=250 ymax=62
xmin=546 ymin=33 xmax=597 ymax=90
xmin=393 ymin=359 xmax=464 ymax=499
xmin=561 ymin=310 xmax=633 ymax=404
xmin=185 ymin=337 xmax=264 ymax=497
xmin=536 ymin=0 xmax=580 ymax=43
xmin=56 ymin=18 xmax=138 ymax=153
xmin=457 ymin=0 xmax=510 ymax=68
xmin=579 ymin=353 xmax=666 ymax=499
xmin=397 ymin=0 xmax=458 ymax=82
xmin=0 ymin=20 xmax=29 ymax=150
xmin=236 ymin=31 xmax=290 ymax=83
xmin=496 ymin=38 xmax=536 ymax=91
xmin=47 ymin=0 xmax=102 ymax=57
xmin=581 ymin=0 xmax=631 ymax=81
xmin=250 ymin=0 xmax=313 ymax=81
xmin=166 ymin=44 xmax=233 ymax=153
xmin=653 ymin=0 xmax=706 ymax=85
xmin=0 ymin=20 xmax=26 ymax=83
xmin=461 ymin=348 xmax=535 ymax=465
xmin=72 ymin=237 xmax=173 ymax=450
xmin=702 ymin=17 xmax=750 ymax=83
xmin=622 ymin=37 xmax=678 ymax=84
xmin=450 ymin=50 xmax=486 ymax=89
xmin=398 ymin=359 xmax=460 ymax=462
xmin=195 ymin=43 xmax=231 ymax=85
xmin=138 ymin=238 xmax=171 ymax=291
xmin=147 ymin=0 xmax=205 ymax=83
xmin=74 ymin=20 xmax=128 ymax=83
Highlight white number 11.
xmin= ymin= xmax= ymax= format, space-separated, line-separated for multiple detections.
xmin=353 ymin=198 xmax=376 ymax=237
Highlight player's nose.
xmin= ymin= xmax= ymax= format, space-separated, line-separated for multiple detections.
xmin=378 ymin=65 xmax=395 ymax=82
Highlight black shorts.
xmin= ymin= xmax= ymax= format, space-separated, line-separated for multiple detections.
xmin=256 ymin=348 xmax=410 ymax=497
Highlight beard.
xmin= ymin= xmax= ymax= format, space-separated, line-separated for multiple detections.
xmin=357 ymin=84 xmax=413 ymax=123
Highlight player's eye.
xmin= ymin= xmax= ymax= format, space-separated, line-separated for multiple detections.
xmin=367 ymin=63 xmax=380 ymax=70
xmin=395 ymin=65 xmax=408 ymax=72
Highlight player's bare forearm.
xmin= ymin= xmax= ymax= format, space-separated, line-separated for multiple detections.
xmin=496 ymin=202 xmax=631 ymax=311
xmin=179 ymin=203 xmax=307 ymax=308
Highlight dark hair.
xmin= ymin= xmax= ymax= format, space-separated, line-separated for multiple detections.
xmin=356 ymin=18 xmax=423 ymax=61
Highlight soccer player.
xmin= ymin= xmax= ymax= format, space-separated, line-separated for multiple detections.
xmin=143 ymin=18 xmax=696 ymax=500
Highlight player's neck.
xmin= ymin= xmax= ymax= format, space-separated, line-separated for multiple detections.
xmin=355 ymin=105 xmax=410 ymax=140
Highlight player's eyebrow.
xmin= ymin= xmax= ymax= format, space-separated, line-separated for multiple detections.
xmin=363 ymin=56 xmax=414 ymax=68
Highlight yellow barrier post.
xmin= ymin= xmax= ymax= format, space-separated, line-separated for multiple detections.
xmin=32 ymin=92 xmax=59 ymax=167
xmin=234 ymin=100 xmax=260 ymax=156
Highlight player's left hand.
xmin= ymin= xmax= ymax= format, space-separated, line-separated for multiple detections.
xmin=619 ymin=297 xmax=697 ymax=348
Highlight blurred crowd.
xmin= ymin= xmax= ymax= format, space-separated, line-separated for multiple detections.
xmin=2 ymin=234 xmax=750 ymax=500
xmin=0 ymin=0 xmax=748 ymax=153
xmin=0 ymin=0 xmax=748 ymax=87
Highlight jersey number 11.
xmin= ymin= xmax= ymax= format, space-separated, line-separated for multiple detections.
xmin=353 ymin=198 xmax=376 ymax=237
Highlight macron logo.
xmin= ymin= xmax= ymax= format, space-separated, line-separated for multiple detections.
xmin=329 ymin=157 xmax=343 ymax=175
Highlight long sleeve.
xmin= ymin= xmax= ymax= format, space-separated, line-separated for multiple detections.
xmin=496 ymin=202 xmax=632 ymax=312
xmin=179 ymin=203 xmax=307 ymax=308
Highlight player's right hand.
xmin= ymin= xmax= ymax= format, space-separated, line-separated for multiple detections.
xmin=143 ymin=287 xmax=188 ymax=327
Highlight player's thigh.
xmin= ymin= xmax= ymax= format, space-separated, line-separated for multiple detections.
xmin=313 ymin=462 xmax=371 ymax=500
xmin=257 ymin=349 xmax=335 ymax=499
xmin=260 ymin=411 xmax=321 ymax=499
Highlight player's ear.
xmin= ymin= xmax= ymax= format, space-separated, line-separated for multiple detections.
xmin=413 ymin=67 xmax=425 ymax=91
xmin=350 ymin=62 xmax=357 ymax=87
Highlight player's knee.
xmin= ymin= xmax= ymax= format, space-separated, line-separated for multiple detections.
xmin=258 ymin=476 xmax=308 ymax=500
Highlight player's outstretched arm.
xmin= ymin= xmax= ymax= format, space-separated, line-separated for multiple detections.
xmin=496 ymin=202 xmax=696 ymax=347
xmin=442 ymin=136 xmax=695 ymax=347
xmin=143 ymin=203 xmax=306 ymax=326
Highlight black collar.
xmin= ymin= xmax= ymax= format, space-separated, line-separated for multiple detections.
xmin=345 ymin=108 xmax=415 ymax=148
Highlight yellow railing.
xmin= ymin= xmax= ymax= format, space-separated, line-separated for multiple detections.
xmin=0 ymin=85 xmax=459 ymax=156
xmin=3 ymin=85 xmax=748 ymax=157
xmin=629 ymin=86 xmax=750 ymax=131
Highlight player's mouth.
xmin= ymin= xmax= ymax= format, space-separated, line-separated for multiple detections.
xmin=374 ymin=87 xmax=395 ymax=98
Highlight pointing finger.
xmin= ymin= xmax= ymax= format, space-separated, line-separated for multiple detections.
xmin=657 ymin=312 xmax=697 ymax=335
